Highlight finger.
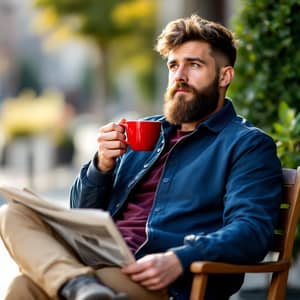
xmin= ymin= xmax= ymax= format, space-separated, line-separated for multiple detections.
xmin=97 ymin=130 xmax=126 ymax=144
xmin=98 ymin=142 xmax=127 ymax=162
xmin=138 ymin=272 xmax=168 ymax=290
xmin=146 ymin=283 xmax=166 ymax=290
xmin=130 ymin=268 xmax=158 ymax=282
xmin=117 ymin=117 xmax=127 ymax=124
xmin=100 ymin=140 xmax=127 ymax=151
xmin=100 ymin=122 xmax=125 ymax=134
xmin=122 ymin=259 xmax=153 ymax=275
xmin=142 ymin=280 xmax=166 ymax=290
xmin=101 ymin=148 xmax=126 ymax=159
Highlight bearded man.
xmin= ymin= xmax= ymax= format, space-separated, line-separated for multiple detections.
xmin=0 ymin=15 xmax=282 ymax=300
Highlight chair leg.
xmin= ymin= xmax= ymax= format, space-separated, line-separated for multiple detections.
xmin=267 ymin=271 xmax=289 ymax=300
xmin=190 ymin=274 xmax=208 ymax=300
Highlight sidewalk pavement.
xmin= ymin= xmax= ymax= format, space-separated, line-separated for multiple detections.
xmin=0 ymin=194 xmax=70 ymax=298
xmin=0 ymin=166 xmax=74 ymax=299
xmin=0 ymin=239 xmax=18 ymax=299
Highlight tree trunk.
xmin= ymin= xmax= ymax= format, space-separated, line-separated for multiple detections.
xmin=184 ymin=0 xmax=225 ymax=24
xmin=91 ymin=45 xmax=111 ymax=123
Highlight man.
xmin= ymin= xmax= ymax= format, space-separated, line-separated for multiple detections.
xmin=0 ymin=15 xmax=282 ymax=300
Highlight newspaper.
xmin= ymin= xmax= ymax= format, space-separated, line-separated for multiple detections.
xmin=0 ymin=185 xmax=135 ymax=268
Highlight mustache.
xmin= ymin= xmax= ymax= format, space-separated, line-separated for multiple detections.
xmin=166 ymin=82 xmax=195 ymax=98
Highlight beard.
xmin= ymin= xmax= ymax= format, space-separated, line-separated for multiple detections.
xmin=163 ymin=75 xmax=220 ymax=125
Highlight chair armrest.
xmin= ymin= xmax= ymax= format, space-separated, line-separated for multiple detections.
xmin=190 ymin=260 xmax=290 ymax=274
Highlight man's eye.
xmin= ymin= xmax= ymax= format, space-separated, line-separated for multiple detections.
xmin=191 ymin=63 xmax=200 ymax=68
xmin=168 ymin=64 xmax=177 ymax=71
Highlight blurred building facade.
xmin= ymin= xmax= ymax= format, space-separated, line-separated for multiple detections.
xmin=0 ymin=0 xmax=243 ymax=169
xmin=0 ymin=0 xmax=17 ymax=98
xmin=0 ymin=0 xmax=241 ymax=113
xmin=0 ymin=0 xmax=92 ymax=110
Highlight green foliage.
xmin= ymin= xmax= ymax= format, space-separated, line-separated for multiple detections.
xmin=34 ymin=0 xmax=132 ymax=43
xmin=271 ymin=102 xmax=300 ymax=168
xmin=270 ymin=102 xmax=300 ymax=255
xmin=230 ymin=0 xmax=300 ymax=256
xmin=35 ymin=0 xmax=156 ymax=44
xmin=229 ymin=0 xmax=300 ymax=129
xmin=33 ymin=0 xmax=158 ymax=102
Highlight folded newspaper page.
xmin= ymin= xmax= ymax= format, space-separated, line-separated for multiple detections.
xmin=0 ymin=185 xmax=135 ymax=268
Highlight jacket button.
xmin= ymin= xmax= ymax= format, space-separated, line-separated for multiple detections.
xmin=162 ymin=178 xmax=170 ymax=183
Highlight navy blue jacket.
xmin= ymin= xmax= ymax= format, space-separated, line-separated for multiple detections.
xmin=70 ymin=99 xmax=282 ymax=300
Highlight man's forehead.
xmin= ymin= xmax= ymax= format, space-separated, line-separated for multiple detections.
xmin=167 ymin=41 xmax=213 ymax=62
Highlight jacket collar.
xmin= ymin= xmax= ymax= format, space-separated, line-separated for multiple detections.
xmin=198 ymin=98 xmax=237 ymax=133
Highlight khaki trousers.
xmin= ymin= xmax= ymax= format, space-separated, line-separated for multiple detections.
xmin=0 ymin=203 xmax=168 ymax=300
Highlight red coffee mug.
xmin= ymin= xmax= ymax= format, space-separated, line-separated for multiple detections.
xmin=120 ymin=120 xmax=161 ymax=151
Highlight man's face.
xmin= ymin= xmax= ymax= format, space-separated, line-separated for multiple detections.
xmin=164 ymin=41 xmax=221 ymax=125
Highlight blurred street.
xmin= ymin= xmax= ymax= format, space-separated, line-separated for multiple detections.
xmin=0 ymin=237 xmax=18 ymax=299
xmin=0 ymin=165 xmax=75 ymax=299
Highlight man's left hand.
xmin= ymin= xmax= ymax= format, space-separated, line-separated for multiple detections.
xmin=121 ymin=251 xmax=183 ymax=290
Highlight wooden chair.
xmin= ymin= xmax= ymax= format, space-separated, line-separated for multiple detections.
xmin=190 ymin=167 xmax=300 ymax=300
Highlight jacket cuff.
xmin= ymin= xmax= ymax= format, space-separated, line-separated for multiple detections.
xmin=169 ymin=244 xmax=197 ymax=275
xmin=85 ymin=153 xmax=113 ymax=186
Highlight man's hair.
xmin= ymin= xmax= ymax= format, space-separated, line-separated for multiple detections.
xmin=155 ymin=15 xmax=237 ymax=67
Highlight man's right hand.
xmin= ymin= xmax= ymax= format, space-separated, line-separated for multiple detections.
xmin=96 ymin=119 xmax=127 ymax=172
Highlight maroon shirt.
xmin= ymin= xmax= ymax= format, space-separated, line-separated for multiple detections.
xmin=116 ymin=128 xmax=190 ymax=253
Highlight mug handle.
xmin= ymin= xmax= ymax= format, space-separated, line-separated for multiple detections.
xmin=118 ymin=121 xmax=129 ymax=145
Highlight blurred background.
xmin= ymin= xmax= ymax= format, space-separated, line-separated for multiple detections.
xmin=0 ymin=0 xmax=300 ymax=299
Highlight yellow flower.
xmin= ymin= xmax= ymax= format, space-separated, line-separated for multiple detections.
xmin=112 ymin=0 xmax=155 ymax=27
xmin=0 ymin=90 xmax=65 ymax=140
xmin=31 ymin=7 xmax=59 ymax=34
xmin=42 ymin=25 xmax=73 ymax=51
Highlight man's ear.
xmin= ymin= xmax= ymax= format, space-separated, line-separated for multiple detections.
xmin=219 ymin=66 xmax=234 ymax=87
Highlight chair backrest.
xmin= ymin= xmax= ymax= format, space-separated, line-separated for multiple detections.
xmin=271 ymin=167 xmax=300 ymax=261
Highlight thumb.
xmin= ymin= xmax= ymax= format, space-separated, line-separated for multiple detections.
xmin=118 ymin=117 xmax=127 ymax=124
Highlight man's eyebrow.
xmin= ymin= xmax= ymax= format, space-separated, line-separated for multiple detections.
xmin=167 ymin=57 xmax=206 ymax=65
xmin=185 ymin=57 xmax=206 ymax=64
xmin=167 ymin=59 xmax=176 ymax=65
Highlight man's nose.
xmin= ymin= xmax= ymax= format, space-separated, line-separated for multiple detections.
xmin=174 ymin=66 xmax=188 ymax=82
